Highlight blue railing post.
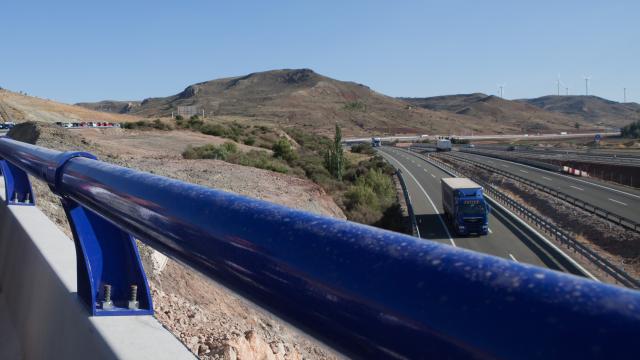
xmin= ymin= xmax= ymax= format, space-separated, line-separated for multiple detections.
xmin=0 ymin=159 xmax=35 ymax=206
xmin=62 ymin=197 xmax=153 ymax=316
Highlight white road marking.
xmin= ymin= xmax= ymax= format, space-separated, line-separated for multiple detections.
xmin=488 ymin=228 xmax=493 ymax=234
xmin=431 ymin=174 xmax=436 ymax=178
xmin=501 ymin=164 xmax=509 ymax=167
xmin=381 ymin=151 xmax=456 ymax=247
xmin=608 ymin=198 xmax=628 ymax=206
xmin=570 ymin=185 xmax=584 ymax=191
xmin=542 ymin=176 xmax=553 ymax=181
xmin=467 ymin=153 xmax=640 ymax=200
xmin=508 ymin=254 xmax=518 ymax=262
xmin=519 ymin=170 xmax=528 ymax=174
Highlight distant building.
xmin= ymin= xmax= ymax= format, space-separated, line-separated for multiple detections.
xmin=176 ymin=106 xmax=199 ymax=118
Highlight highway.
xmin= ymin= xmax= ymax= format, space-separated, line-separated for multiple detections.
xmin=448 ymin=151 xmax=640 ymax=223
xmin=378 ymin=147 xmax=578 ymax=271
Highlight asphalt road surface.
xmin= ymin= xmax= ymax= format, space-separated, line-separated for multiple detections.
xmin=451 ymin=151 xmax=640 ymax=224
xmin=378 ymin=147 xmax=575 ymax=272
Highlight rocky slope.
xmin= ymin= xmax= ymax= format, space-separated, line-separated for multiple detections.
xmin=76 ymin=68 xmax=475 ymax=136
xmin=517 ymin=95 xmax=640 ymax=127
xmin=0 ymin=88 xmax=137 ymax=123
xmin=402 ymin=93 xmax=602 ymax=133
xmin=8 ymin=122 xmax=344 ymax=359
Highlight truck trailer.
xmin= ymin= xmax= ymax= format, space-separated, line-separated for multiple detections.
xmin=441 ymin=178 xmax=489 ymax=236
xmin=436 ymin=139 xmax=452 ymax=151
xmin=371 ymin=137 xmax=382 ymax=147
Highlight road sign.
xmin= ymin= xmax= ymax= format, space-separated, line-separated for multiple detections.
xmin=594 ymin=134 xmax=601 ymax=142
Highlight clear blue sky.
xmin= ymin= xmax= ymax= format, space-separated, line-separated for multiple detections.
xmin=2 ymin=0 xmax=638 ymax=104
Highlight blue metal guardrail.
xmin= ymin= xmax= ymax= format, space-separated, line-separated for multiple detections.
xmin=0 ymin=136 xmax=639 ymax=359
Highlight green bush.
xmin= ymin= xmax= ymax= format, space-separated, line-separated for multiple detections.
xmin=621 ymin=120 xmax=640 ymax=138
xmin=350 ymin=143 xmax=375 ymax=155
xmin=122 ymin=119 xmax=173 ymax=131
xmin=272 ymin=138 xmax=297 ymax=162
xmin=175 ymin=115 xmax=184 ymax=121
xmin=243 ymin=137 xmax=256 ymax=146
xmin=343 ymin=101 xmax=367 ymax=112
xmin=228 ymin=150 xmax=290 ymax=173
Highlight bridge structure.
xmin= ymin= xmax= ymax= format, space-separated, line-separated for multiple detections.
xmin=0 ymin=136 xmax=638 ymax=359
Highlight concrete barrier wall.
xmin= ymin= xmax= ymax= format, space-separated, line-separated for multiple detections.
xmin=0 ymin=197 xmax=193 ymax=359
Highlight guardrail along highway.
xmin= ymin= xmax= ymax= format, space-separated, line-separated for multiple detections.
xmin=378 ymin=147 xmax=585 ymax=273
xmin=447 ymin=150 xmax=640 ymax=225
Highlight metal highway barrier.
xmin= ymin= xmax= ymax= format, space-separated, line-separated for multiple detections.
xmin=1 ymin=137 xmax=640 ymax=359
xmin=395 ymin=169 xmax=420 ymax=237
xmin=437 ymin=150 xmax=640 ymax=234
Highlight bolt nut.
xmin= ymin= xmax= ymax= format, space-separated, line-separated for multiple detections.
xmin=128 ymin=284 xmax=139 ymax=310
xmin=101 ymin=284 xmax=114 ymax=310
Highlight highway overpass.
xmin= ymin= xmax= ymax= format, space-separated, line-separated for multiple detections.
xmin=343 ymin=131 xmax=620 ymax=144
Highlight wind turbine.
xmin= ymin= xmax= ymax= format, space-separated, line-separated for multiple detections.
xmin=497 ymin=83 xmax=506 ymax=98
xmin=556 ymin=74 xmax=562 ymax=96
xmin=582 ymin=75 xmax=592 ymax=95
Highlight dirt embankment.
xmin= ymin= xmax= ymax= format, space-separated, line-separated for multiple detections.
xmin=8 ymin=122 xmax=344 ymax=360
xmin=435 ymin=154 xmax=640 ymax=284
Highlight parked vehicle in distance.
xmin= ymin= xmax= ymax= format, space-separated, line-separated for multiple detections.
xmin=436 ymin=139 xmax=452 ymax=151
xmin=560 ymin=131 xmax=568 ymax=135
xmin=441 ymin=178 xmax=489 ymax=236
xmin=371 ymin=137 xmax=381 ymax=147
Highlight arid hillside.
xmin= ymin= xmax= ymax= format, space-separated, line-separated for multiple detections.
xmin=78 ymin=68 xmax=467 ymax=136
xmin=517 ymin=95 xmax=640 ymax=127
xmin=402 ymin=93 xmax=605 ymax=133
xmin=0 ymin=89 xmax=138 ymax=123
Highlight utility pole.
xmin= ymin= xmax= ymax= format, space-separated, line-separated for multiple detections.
xmin=624 ymin=88 xmax=627 ymax=103
xmin=565 ymin=87 xmax=569 ymax=96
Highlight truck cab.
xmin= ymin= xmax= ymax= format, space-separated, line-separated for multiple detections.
xmin=441 ymin=178 xmax=489 ymax=236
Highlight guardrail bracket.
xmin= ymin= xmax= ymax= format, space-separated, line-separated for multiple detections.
xmin=0 ymin=159 xmax=35 ymax=206
xmin=62 ymin=198 xmax=153 ymax=316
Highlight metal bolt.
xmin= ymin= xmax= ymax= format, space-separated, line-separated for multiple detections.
xmin=102 ymin=284 xmax=114 ymax=310
xmin=128 ymin=284 xmax=139 ymax=310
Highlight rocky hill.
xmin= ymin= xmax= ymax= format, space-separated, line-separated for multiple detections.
xmin=75 ymin=100 xmax=141 ymax=114
xmin=402 ymin=93 xmax=603 ymax=133
xmin=517 ymin=95 xmax=640 ymax=127
xmin=75 ymin=69 xmax=502 ymax=136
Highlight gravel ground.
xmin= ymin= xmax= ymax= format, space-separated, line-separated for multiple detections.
xmin=9 ymin=122 xmax=345 ymax=359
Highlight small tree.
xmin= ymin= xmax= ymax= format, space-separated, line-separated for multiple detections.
xmin=575 ymin=122 xmax=581 ymax=129
xmin=324 ymin=124 xmax=345 ymax=180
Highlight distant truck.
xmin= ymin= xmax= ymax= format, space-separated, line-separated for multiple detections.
xmin=436 ymin=139 xmax=452 ymax=151
xmin=441 ymin=178 xmax=489 ymax=236
xmin=371 ymin=137 xmax=382 ymax=147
